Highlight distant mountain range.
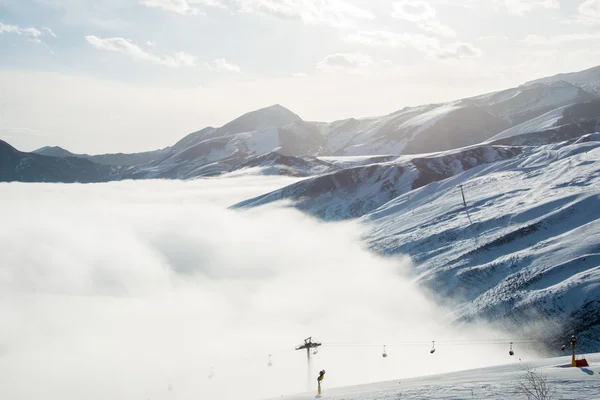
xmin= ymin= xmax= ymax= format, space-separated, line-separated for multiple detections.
xmin=2 ymin=65 xmax=599 ymax=183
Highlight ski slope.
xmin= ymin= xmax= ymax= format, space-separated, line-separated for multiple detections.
xmin=278 ymin=354 xmax=600 ymax=399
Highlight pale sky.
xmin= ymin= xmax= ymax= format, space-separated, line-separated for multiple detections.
xmin=1 ymin=0 xmax=599 ymax=153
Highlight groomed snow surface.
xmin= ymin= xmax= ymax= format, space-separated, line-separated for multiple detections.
xmin=279 ymin=353 xmax=600 ymax=399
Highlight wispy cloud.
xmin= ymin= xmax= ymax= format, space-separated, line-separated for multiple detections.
xmin=575 ymin=0 xmax=600 ymax=25
xmin=139 ymin=0 xmax=225 ymax=15
xmin=237 ymin=0 xmax=375 ymax=28
xmin=346 ymin=30 xmax=481 ymax=60
xmin=392 ymin=0 xmax=436 ymax=21
xmin=0 ymin=22 xmax=56 ymax=43
xmin=435 ymin=42 xmax=482 ymax=59
xmin=206 ymin=57 xmax=241 ymax=72
xmin=85 ymin=35 xmax=197 ymax=68
xmin=391 ymin=1 xmax=456 ymax=37
xmin=42 ymin=27 xmax=57 ymax=37
xmin=316 ymin=52 xmax=386 ymax=72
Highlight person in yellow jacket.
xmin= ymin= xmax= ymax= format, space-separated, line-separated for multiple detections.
xmin=318 ymin=370 xmax=325 ymax=382
xmin=317 ymin=370 xmax=326 ymax=395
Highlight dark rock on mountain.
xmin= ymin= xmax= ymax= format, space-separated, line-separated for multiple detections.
xmin=1 ymin=140 xmax=121 ymax=183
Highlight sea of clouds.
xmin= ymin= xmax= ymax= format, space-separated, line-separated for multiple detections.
xmin=0 ymin=176 xmax=538 ymax=400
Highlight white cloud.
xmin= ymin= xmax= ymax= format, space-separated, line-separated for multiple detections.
xmin=237 ymin=0 xmax=375 ymax=28
xmin=207 ymin=57 xmax=241 ymax=72
xmin=85 ymin=35 xmax=197 ymax=68
xmin=493 ymin=0 xmax=559 ymax=15
xmin=419 ymin=20 xmax=456 ymax=37
xmin=524 ymin=32 xmax=600 ymax=45
xmin=391 ymin=1 xmax=456 ymax=37
xmin=139 ymin=0 xmax=225 ymax=15
xmin=316 ymin=52 xmax=378 ymax=71
xmin=146 ymin=40 xmax=156 ymax=46
xmin=346 ymin=30 xmax=481 ymax=60
xmin=435 ymin=41 xmax=482 ymax=59
xmin=576 ymin=0 xmax=600 ymax=25
xmin=392 ymin=0 xmax=436 ymax=21
xmin=0 ymin=22 xmax=56 ymax=43
xmin=0 ymin=22 xmax=42 ymax=38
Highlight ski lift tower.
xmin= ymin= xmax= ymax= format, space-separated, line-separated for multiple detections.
xmin=296 ymin=337 xmax=321 ymax=389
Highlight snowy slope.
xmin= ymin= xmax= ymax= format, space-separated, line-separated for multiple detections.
xmin=230 ymin=152 xmax=338 ymax=177
xmin=526 ymin=65 xmax=600 ymax=97
xmin=277 ymin=353 xmax=600 ymax=400
xmin=363 ymin=135 xmax=600 ymax=348
xmin=488 ymin=98 xmax=600 ymax=142
xmin=232 ymin=145 xmax=522 ymax=220
xmin=469 ymin=81 xmax=595 ymax=125
xmin=488 ymin=106 xmax=570 ymax=142
xmin=322 ymin=103 xmax=508 ymax=156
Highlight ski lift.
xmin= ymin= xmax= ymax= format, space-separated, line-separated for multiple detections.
xmin=561 ymin=345 xmax=566 ymax=352
xmin=313 ymin=348 xmax=319 ymax=355
xmin=208 ymin=366 xmax=214 ymax=379
xmin=382 ymin=345 xmax=388 ymax=358
xmin=430 ymin=341 xmax=436 ymax=354
xmin=509 ymin=342 xmax=514 ymax=356
xmin=268 ymin=354 xmax=273 ymax=367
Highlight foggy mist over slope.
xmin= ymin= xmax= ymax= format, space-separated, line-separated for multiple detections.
xmin=0 ymin=177 xmax=541 ymax=400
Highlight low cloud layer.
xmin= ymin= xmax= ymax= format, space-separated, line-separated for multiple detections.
xmin=0 ymin=177 xmax=537 ymax=400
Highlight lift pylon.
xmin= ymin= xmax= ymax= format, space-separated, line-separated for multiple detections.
xmin=296 ymin=337 xmax=322 ymax=390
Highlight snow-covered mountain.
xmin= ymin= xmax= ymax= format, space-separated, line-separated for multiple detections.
xmin=4 ymin=64 xmax=595 ymax=183
xmin=362 ymin=134 xmax=600 ymax=350
xmin=232 ymin=145 xmax=522 ymax=220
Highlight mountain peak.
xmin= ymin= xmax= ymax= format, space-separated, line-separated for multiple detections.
xmin=33 ymin=146 xmax=78 ymax=158
xmin=249 ymin=104 xmax=300 ymax=120
xmin=219 ymin=104 xmax=302 ymax=135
